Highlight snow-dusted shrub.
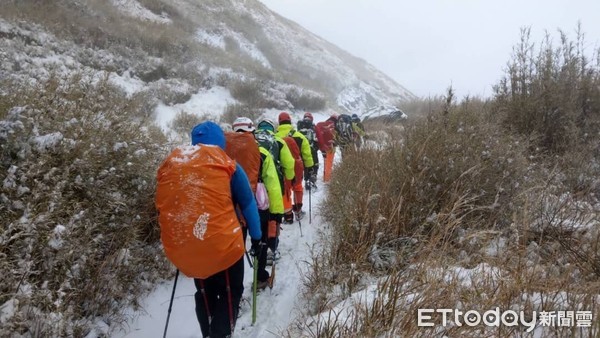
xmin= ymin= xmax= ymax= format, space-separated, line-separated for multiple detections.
xmin=493 ymin=27 xmax=600 ymax=154
xmin=285 ymin=88 xmax=326 ymax=111
xmin=229 ymin=79 xmax=266 ymax=108
xmin=221 ymin=103 xmax=263 ymax=125
xmin=0 ymin=74 xmax=171 ymax=336
xmin=169 ymin=110 xmax=213 ymax=142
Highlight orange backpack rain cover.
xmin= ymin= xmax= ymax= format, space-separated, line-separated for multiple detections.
xmin=225 ymin=132 xmax=261 ymax=192
xmin=156 ymin=144 xmax=244 ymax=279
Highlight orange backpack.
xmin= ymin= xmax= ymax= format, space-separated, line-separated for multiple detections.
xmin=283 ymin=135 xmax=304 ymax=182
xmin=225 ymin=132 xmax=261 ymax=192
xmin=156 ymin=144 xmax=244 ymax=279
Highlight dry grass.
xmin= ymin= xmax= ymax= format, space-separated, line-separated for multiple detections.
xmin=0 ymin=74 xmax=172 ymax=336
xmin=291 ymin=85 xmax=600 ymax=336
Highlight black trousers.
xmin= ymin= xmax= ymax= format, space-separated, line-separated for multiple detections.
xmin=194 ymin=256 xmax=244 ymax=338
xmin=257 ymin=210 xmax=270 ymax=283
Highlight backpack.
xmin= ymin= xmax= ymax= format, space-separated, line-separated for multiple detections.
xmin=283 ymin=134 xmax=304 ymax=182
xmin=336 ymin=114 xmax=354 ymax=145
xmin=225 ymin=132 xmax=261 ymax=192
xmin=255 ymin=130 xmax=284 ymax=192
xmin=156 ymin=144 xmax=244 ymax=279
xmin=297 ymin=119 xmax=317 ymax=148
xmin=315 ymin=120 xmax=335 ymax=153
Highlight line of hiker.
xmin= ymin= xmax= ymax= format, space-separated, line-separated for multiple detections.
xmin=156 ymin=111 xmax=339 ymax=337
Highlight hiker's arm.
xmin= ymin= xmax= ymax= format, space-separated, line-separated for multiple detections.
xmin=231 ymin=164 xmax=261 ymax=240
xmin=298 ymin=133 xmax=315 ymax=168
xmin=278 ymin=139 xmax=296 ymax=180
xmin=260 ymin=149 xmax=284 ymax=215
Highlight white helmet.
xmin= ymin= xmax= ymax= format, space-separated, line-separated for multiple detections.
xmin=232 ymin=117 xmax=255 ymax=132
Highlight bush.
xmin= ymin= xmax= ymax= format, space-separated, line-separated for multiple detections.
xmin=229 ymin=80 xmax=267 ymax=108
xmin=169 ymin=110 xmax=212 ymax=142
xmin=0 ymin=74 xmax=171 ymax=336
xmin=221 ymin=103 xmax=263 ymax=125
xmin=493 ymin=26 xmax=600 ymax=154
xmin=286 ymin=88 xmax=327 ymax=111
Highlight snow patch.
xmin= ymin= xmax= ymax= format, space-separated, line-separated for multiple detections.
xmin=32 ymin=132 xmax=63 ymax=152
xmin=196 ymin=29 xmax=226 ymax=49
xmin=110 ymin=0 xmax=171 ymax=24
xmin=109 ymin=70 xmax=146 ymax=96
xmin=155 ymin=86 xmax=236 ymax=129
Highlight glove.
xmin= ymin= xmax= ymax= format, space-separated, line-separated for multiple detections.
xmin=249 ymin=239 xmax=263 ymax=257
xmin=304 ymin=167 xmax=311 ymax=181
xmin=270 ymin=213 xmax=283 ymax=224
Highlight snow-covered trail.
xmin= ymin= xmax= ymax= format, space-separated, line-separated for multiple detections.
xmin=118 ymin=182 xmax=327 ymax=338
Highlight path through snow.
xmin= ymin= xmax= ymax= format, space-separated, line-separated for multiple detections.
xmin=118 ymin=180 xmax=327 ymax=337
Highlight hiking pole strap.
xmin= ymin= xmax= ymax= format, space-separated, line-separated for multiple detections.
xmin=163 ymin=269 xmax=180 ymax=338
xmin=245 ymin=250 xmax=253 ymax=268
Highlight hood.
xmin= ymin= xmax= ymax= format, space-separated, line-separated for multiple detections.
xmin=276 ymin=123 xmax=294 ymax=136
xmin=191 ymin=121 xmax=226 ymax=149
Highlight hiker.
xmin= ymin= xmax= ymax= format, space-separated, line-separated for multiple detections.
xmin=351 ymin=113 xmax=366 ymax=149
xmin=228 ymin=117 xmax=284 ymax=290
xmin=276 ymin=112 xmax=314 ymax=223
xmin=156 ymin=121 xmax=262 ymax=338
xmin=335 ymin=113 xmax=354 ymax=158
xmin=297 ymin=112 xmax=319 ymax=190
xmin=316 ymin=114 xmax=338 ymax=182
xmin=255 ymin=118 xmax=295 ymax=256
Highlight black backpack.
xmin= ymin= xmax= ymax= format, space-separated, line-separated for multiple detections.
xmin=297 ymin=118 xmax=317 ymax=148
xmin=255 ymin=130 xmax=284 ymax=192
xmin=336 ymin=114 xmax=354 ymax=145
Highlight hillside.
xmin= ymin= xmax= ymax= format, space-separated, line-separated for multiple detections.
xmin=0 ymin=0 xmax=414 ymax=121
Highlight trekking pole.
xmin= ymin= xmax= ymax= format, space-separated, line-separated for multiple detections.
xmin=252 ymin=255 xmax=258 ymax=325
xmin=163 ymin=269 xmax=180 ymax=338
xmin=308 ymin=180 xmax=312 ymax=224
xmin=297 ymin=213 xmax=303 ymax=237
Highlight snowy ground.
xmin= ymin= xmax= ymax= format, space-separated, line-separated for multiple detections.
xmin=117 ymin=169 xmax=327 ymax=338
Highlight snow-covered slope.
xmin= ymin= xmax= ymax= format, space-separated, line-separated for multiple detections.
xmin=0 ymin=0 xmax=415 ymax=119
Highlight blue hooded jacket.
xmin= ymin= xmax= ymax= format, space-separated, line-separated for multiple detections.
xmin=191 ymin=121 xmax=261 ymax=241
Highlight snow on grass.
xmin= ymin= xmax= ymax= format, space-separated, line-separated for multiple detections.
xmin=155 ymin=86 xmax=236 ymax=130
xmin=229 ymin=31 xmax=271 ymax=68
xmin=196 ymin=29 xmax=226 ymax=49
xmin=109 ymin=70 xmax=146 ymax=96
xmin=110 ymin=0 xmax=172 ymax=24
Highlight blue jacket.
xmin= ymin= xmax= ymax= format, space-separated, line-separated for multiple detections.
xmin=191 ymin=122 xmax=261 ymax=241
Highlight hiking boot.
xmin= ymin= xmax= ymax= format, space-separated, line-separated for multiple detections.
xmin=295 ymin=210 xmax=306 ymax=220
xmin=284 ymin=212 xmax=293 ymax=224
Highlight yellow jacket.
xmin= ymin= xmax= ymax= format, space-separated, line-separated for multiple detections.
xmin=259 ymin=147 xmax=284 ymax=214
xmin=276 ymin=123 xmax=315 ymax=168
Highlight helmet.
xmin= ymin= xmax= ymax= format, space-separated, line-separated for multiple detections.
xmin=278 ymin=112 xmax=292 ymax=124
xmin=257 ymin=119 xmax=276 ymax=133
xmin=303 ymin=112 xmax=313 ymax=121
xmin=351 ymin=113 xmax=360 ymax=122
xmin=232 ymin=117 xmax=255 ymax=132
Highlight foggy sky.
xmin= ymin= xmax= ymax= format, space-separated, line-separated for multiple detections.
xmin=258 ymin=0 xmax=600 ymax=99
